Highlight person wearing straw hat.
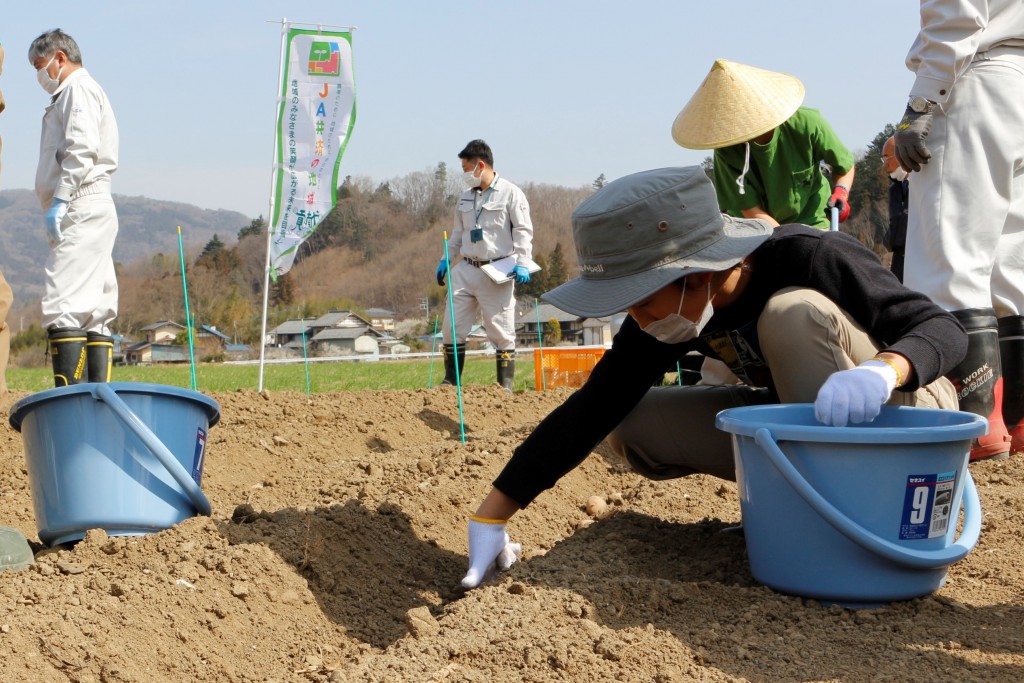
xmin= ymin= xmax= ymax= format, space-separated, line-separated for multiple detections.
xmin=29 ymin=29 xmax=119 ymax=387
xmin=672 ymin=59 xmax=855 ymax=230
xmin=459 ymin=166 xmax=964 ymax=589
xmin=892 ymin=1 xmax=1024 ymax=460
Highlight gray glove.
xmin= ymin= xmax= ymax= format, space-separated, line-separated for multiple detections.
xmin=894 ymin=105 xmax=933 ymax=173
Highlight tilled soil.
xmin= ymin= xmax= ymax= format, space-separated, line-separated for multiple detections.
xmin=1 ymin=385 xmax=1021 ymax=682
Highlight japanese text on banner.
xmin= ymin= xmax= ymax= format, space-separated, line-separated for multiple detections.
xmin=270 ymin=28 xmax=356 ymax=277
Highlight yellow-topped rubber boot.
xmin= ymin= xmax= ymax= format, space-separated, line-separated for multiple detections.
xmin=48 ymin=327 xmax=88 ymax=387
xmin=87 ymin=332 xmax=114 ymax=383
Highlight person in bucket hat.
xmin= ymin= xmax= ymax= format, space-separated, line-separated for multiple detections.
xmin=672 ymin=59 xmax=855 ymax=230
xmin=459 ymin=166 xmax=966 ymax=589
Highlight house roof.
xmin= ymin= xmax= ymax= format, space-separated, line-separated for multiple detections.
xmin=268 ymin=318 xmax=316 ymax=335
xmin=198 ymin=325 xmax=230 ymax=340
xmin=365 ymin=307 xmax=395 ymax=317
xmin=310 ymin=310 xmax=354 ymax=327
xmin=310 ymin=310 xmax=375 ymax=329
xmin=141 ymin=320 xmax=186 ymax=331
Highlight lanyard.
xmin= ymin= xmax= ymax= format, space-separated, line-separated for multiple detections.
xmin=473 ymin=177 xmax=498 ymax=225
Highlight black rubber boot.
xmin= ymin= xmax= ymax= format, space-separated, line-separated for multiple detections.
xmin=496 ymin=350 xmax=515 ymax=391
xmin=87 ymin=332 xmax=114 ymax=383
xmin=442 ymin=343 xmax=466 ymax=386
xmin=998 ymin=315 xmax=1024 ymax=456
xmin=48 ymin=327 xmax=88 ymax=387
xmin=948 ymin=309 xmax=1010 ymax=461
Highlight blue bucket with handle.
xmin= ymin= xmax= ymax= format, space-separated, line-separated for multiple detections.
xmin=715 ymin=404 xmax=987 ymax=607
xmin=8 ymin=383 xmax=219 ymax=546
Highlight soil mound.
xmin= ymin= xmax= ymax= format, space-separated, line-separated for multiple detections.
xmin=1 ymin=386 xmax=1022 ymax=682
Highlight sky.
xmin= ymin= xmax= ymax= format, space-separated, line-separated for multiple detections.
xmin=1 ymin=2 xmax=922 ymax=218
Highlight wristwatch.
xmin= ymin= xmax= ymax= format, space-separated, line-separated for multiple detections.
xmin=908 ymin=96 xmax=936 ymax=114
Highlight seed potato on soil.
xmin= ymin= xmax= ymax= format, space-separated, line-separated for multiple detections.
xmin=1 ymin=386 xmax=1022 ymax=682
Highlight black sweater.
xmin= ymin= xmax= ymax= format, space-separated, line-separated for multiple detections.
xmin=493 ymin=225 xmax=967 ymax=508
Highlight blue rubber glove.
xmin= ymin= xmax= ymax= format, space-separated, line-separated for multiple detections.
xmin=461 ymin=518 xmax=522 ymax=589
xmin=511 ymin=265 xmax=531 ymax=284
xmin=45 ymin=198 xmax=69 ymax=246
xmin=814 ymin=360 xmax=898 ymax=427
xmin=436 ymin=258 xmax=448 ymax=287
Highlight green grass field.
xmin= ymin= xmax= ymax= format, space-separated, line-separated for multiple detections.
xmin=6 ymin=357 xmax=539 ymax=394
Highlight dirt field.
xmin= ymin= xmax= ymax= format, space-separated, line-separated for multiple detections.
xmin=1 ymin=385 xmax=1022 ymax=683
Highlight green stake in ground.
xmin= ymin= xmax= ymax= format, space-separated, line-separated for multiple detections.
xmin=441 ymin=231 xmax=466 ymax=444
xmin=176 ymin=226 xmax=197 ymax=391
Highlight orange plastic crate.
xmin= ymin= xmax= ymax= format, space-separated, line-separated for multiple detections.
xmin=533 ymin=347 xmax=606 ymax=390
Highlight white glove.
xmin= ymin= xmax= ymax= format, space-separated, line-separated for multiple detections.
xmin=45 ymin=198 xmax=69 ymax=246
xmin=461 ymin=518 xmax=522 ymax=589
xmin=814 ymin=360 xmax=898 ymax=427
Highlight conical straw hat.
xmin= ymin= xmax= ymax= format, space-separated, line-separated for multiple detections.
xmin=671 ymin=59 xmax=805 ymax=150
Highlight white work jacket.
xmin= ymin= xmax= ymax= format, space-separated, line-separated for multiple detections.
xmin=35 ymin=68 xmax=119 ymax=208
xmin=447 ymin=175 xmax=534 ymax=267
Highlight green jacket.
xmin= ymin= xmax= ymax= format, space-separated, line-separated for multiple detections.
xmin=713 ymin=107 xmax=854 ymax=229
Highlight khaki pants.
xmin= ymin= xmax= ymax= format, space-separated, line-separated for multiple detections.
xmin=440 ymin=258 xmax=516 ymax=351
xmin=608 ymin=288 xmax=958 ymax=482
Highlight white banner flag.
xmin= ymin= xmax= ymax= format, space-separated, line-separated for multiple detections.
xmin=270 ymin=27 xmax=356 ymax=277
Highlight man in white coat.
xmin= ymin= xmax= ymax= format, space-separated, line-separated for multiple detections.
xmin=893 ymin=1 xmax=1024 ymax=460
xmin=30 ymin=28 xmax=119 ymax=386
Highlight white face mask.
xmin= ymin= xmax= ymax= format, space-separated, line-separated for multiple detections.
xmin=889 ymin=167 xmax=908 ymax=182
xmin=37 ymin=56 xmax=63 ymax=94
xmin=462 ymin=166 xmax=483 ymax=189
xmin=641 ymin=280 xmax=713 ymax=344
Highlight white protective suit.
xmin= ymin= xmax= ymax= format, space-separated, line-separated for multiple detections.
xmin=903 ymin=0 xmax=1024 ymax=315
xmin=35 ymin=67 xmax=119 ymax=333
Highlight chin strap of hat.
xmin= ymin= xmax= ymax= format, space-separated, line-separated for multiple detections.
xmin=735 ymin=142 xmax=750 ymax=196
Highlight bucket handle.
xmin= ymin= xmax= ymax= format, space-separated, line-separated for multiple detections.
xmin=93 ymin=384 xmax=212 ymax=517
xmin=753 ymin=427 xmax=980 ymax=570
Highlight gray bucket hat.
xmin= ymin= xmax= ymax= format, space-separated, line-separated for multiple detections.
xmin=542 ymin=166 xmax=773 ymax=318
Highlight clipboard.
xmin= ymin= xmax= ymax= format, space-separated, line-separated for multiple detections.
xmin=479 ymin=256 xmax=542 ymax=284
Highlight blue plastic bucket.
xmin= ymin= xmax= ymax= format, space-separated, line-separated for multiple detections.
xmin=715 ymin=404 xmax=987 ymax=607
xmin=8 ymin=383 xmax=220 ymax=546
